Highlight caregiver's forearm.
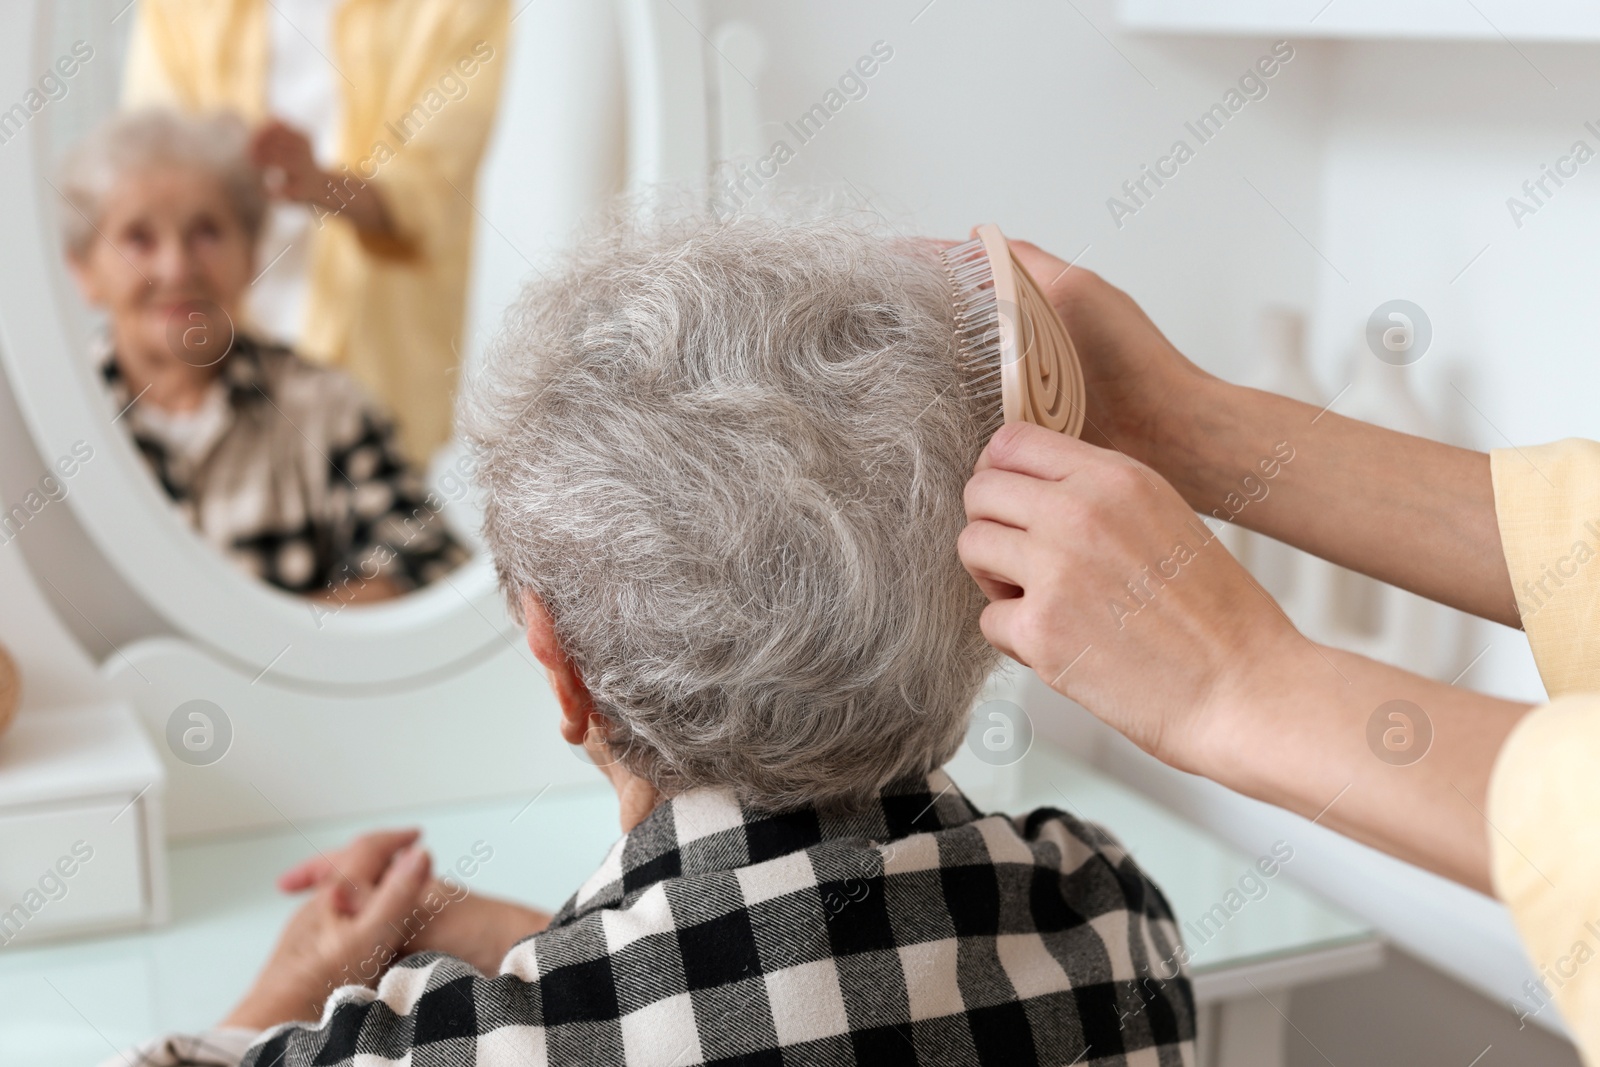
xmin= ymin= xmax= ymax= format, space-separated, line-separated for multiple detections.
xmin=1204 ymin=639 xmax=1531 ymax=894
xmin=1146 ymin=377 xmax=1520 ymax=629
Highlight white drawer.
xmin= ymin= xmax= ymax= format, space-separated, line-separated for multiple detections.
xmin=0 ymin=796 xmax=146 ymax=947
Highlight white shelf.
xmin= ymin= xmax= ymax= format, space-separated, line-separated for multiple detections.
xmin=1116 ymin=0 xmax=1600 ymax=41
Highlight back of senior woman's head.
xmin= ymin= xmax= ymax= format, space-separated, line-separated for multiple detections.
xmin=459 ymin=212 xmax=1000 ymax=810
xmin=57 ymin=108 xmax=266 ymax=258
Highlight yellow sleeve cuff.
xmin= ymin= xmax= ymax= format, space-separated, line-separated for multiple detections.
xmin=1492 ymin=440 xmax=1600 ymax=697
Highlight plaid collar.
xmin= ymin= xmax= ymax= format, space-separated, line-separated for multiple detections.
xmin=558 ymin=768 xmax=976 ymax=924
xmin=238 ymin=762 xmax=1197 ymax=1066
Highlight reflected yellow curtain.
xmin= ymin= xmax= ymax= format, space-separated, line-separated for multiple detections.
xmin=123 ymin=0 xmax=510 ymax=462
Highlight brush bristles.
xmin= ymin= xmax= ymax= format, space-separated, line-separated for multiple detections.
xmin=940 ymin=236 xmax=1004 ymax=437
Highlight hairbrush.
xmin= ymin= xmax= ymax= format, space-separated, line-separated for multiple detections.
xmin=941 ymin=224 xmax=1086 ymax=440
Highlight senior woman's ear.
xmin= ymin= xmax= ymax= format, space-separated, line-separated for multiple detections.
xmin=520 ymin=589 xmax=595 ymax=742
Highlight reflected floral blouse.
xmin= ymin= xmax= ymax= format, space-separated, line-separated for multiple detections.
xmin=101 ymin=335 xmax=468 ymax=596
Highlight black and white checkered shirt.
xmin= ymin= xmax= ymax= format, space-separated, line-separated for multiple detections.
xmin=237 ymin=770 xmax=1194 ymax=1066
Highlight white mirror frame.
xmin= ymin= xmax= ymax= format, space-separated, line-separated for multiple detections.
xmin=0 ymin=0 xmax=713 ymax=689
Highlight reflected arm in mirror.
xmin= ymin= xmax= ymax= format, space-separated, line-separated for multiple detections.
xmin=249 ymin=119 xmax=407 ymax=254
xmin=310 ymin=575 xmax=406 ymax=604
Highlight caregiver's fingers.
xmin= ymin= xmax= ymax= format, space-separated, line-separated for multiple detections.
xmin=967 ymin=563 xmax=1023 ymax=604
xmin=958 ymin=518 xmax=1034 ymax=599
xmin=964 ymin=426 xmax=1308 ymax=768
xmin=976 ymin=597 xmax=1024 ymax=663
xmin=969 ymin=568 xmax=1023 ymax=604
xmin=976 ymin=597 xmax=1097 ymax=685
xmin=963 ymin=467 xmax=1056 ymax=531
xmin=975 ymin=422 xmax=1104 ymax=480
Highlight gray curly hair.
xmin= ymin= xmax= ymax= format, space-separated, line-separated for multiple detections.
xmin=458 ymin=210 xmax=1000 ymax=809
xmin=57 ymin=108 xmax=267 ymax=258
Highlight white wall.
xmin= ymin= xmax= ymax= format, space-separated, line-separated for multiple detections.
xmin=704 ymin=0 xmax=1329 ymax=381
xmin=1311 ymin=37 xmax=1600 ymax=704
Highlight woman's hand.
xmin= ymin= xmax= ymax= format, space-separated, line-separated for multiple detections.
xmin=1009 ymin=239 xmax=1518 ymax=628
xmin=1006 ymin=242 xmax=1214 ymax=463
xmin=275 ymin=827 xmax=422 ymax=894
xmin=958 ymin=420 xmax=1529 ymax=892
xmin=278 ymin=829 xmax=551 ymax=976
xmin=249 ymin=120 xmax=328 ymax=206
xmin=959 ymin=422 xmax=1301 ymax=770
xmin=250 ymin=118 xmax=398 ymax=241
xmin=223 ymin=844 xmax=434 ymax=1030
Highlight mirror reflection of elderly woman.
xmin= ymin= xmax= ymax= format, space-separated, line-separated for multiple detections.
xmin=121 ymin=0 xmax=509 ymax=463
xmin=61 ymin=109 xmax=467 ymax=601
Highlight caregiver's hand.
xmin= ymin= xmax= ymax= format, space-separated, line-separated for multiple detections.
xmin=1011 ymin=240 xmax=1517 ymax=628
xmin=223 ymin=843 xmax=434 ymax=1029
xmin=1007 ymin=241 xmax=1213 ymax=458
xmin=961 ymin=421 xmax=1532 ymax=894
xmin=960 ymin=422 xmax=1297 ymax=771
xmin=251 ymin=118 xmax=398 ymax=242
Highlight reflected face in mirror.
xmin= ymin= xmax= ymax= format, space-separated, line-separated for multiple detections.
xmin=58 ymin=110 xmax=470 ymax=603
xmin=67 ymin=163 xmax=253 ymax=409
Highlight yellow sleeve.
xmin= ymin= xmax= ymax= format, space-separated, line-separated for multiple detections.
xmin=1492 ymin=440 xmax=1600 ymax=696
xmin=1489 ymin=694 xmax=1600 ymax=1058
xmin=1488 ymin=440 xmax=1600 ymax=1060
xmin=341 ymin=0 xmax=510 ymax=262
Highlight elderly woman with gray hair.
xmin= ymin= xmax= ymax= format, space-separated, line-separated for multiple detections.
xmin=120 ymin=214 xmax=1195 ymax=1067
xmin=60 ymin=108 xmax=466 ymax=601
